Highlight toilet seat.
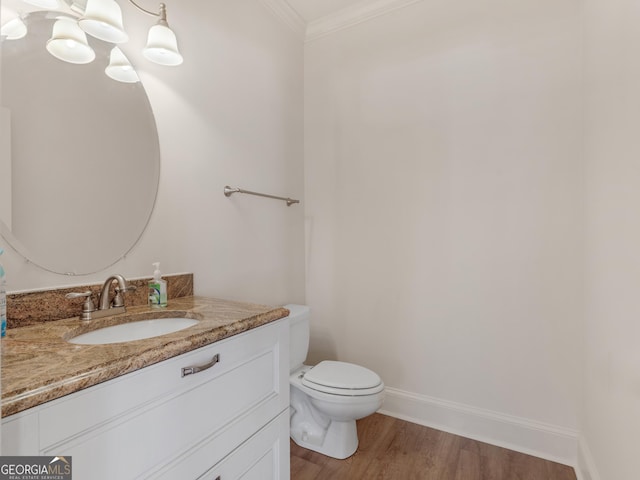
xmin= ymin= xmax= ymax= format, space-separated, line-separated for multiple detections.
xmin=301 ymin=361 xmax=384 ymax=396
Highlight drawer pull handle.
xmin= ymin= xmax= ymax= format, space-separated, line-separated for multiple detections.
xmin=181 ymin=354 xmax=220 ymax=377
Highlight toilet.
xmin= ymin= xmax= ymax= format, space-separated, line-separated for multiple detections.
xmin=286 ymin=304 xmax=385 ymax=459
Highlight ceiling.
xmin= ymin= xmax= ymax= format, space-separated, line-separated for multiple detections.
xmin=284 ymin=0 xmax=371 ymax=23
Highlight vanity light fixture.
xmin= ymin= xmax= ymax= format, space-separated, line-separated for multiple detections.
xmin=105 ymin=46 xmax=140 ymax=83
xmin=79 ymin=0 xmax=128 ymax=43
xmin=1 ymin=0 xmax=182 ymax=83
xmin=140 ymin=2 xmax=182 ymax=66
xmin=46 ymin=16 xmax=95 ymax=64
xmin=81 ymin=0 xmax=183 ymax=65
xmin=0 ymin=17 xmax=28 ymax=39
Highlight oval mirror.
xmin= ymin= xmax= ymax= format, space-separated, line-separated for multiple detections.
xmin=0 ymin=10 xmax=160 ymax=275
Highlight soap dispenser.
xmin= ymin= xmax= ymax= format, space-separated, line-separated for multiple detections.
xmin=148 ymin=262 xmax=167 ymax=308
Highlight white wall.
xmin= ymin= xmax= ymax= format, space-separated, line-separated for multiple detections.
xmin=1 ymin=0 xmax=305 ymax=307
xmin=582 ymin=0 xmax=640 ymax=478
xmin=0 ymin=107 xmax=10 ymax=232
xmin=304 ymin=0 xmax=583 ymax=462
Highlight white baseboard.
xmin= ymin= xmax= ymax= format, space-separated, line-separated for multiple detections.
xmin=575 ymin=435 xmax=600 ymax=480
xmin=378 ymin=387 xmax=579 ymax=468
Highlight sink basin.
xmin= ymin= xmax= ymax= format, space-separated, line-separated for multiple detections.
xmin=68 ymin=317 xmax=199 ymax=345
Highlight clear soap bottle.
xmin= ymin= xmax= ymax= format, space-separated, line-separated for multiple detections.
xmin=148 ymin=262 xmax=167 ymax=308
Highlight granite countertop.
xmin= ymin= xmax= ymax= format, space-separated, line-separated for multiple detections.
xmin=1 ymin=296 xmax=289 ymax=418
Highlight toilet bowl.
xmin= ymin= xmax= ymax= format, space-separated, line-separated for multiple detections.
xmin=286 ymin=304 xmax=385 ymax=459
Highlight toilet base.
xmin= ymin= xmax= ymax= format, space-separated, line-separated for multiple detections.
xmin=289 ymin=366 xmax=384 ymax=460
xmin=290 ymin=418 xmax=358 ymax=459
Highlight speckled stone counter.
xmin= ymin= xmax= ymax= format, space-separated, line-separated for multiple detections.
xmin=1 ymin=296 xmax=289 ymax=417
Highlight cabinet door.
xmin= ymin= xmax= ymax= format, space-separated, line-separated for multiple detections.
xmin=197 ymin=411 xmax=290 ymax=480
xmin=1 ymin=410 xmax=38 ymax=455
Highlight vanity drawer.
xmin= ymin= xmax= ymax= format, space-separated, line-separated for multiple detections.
xmin=197 ymin=410 xmax=290 ymax=480
xmin=33 ymin=319 xmax=288 ymax=479
xmin=154 ymin=409 xmax=290 ymax=480
xmin=39 ymin=319 xmax=287 ymax=449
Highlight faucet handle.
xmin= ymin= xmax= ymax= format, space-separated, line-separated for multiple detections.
xmin=65 ymin=291 xmax=96 ymax=320
xmin=112 ymin=285 xmax=137 ymax=307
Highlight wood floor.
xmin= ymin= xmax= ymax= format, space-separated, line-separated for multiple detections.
xmin=290 ymin=414 xmax=577 ymax=480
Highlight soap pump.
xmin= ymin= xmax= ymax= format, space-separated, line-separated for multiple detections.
xmin=148 ymin=262 xmax=167 ymax=308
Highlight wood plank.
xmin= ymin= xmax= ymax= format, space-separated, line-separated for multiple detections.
xmin=290 ymin=413 xmax=577 ymax=480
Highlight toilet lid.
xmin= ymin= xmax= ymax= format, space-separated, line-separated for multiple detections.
xmin=302 ymin=361 xmax=382 ymax=392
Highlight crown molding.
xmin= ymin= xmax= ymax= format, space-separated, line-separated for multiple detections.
xmin=259 ymin=0 xmax=306 ymax=39
xmin=260 ymin=0 xmax=425 ymax=43
xmin=305 ymin=0 xmax=425 ymax=42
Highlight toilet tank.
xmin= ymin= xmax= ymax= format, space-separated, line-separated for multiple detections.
xmin=285 ymin=304 xmax=310 ymax=372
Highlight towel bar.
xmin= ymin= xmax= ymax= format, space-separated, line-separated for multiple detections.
xmin=224 ymin=186 xmax=300 ymax=207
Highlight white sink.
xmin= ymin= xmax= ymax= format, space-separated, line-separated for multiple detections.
xmin=68 ymin=317 xmax=199 ymax=345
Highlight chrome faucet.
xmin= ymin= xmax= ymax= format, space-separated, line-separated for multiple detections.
xmin=66 ymin=274 xmax=136 ymax=321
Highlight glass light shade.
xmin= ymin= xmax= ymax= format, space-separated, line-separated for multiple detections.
xmin=1 ymin=18 xmax=27 ymax=40
xmin=79 ymin=0 xmax=128 ymax=44
xmin=143 ymin=23 xmax=183 ymax=66
xmin=105 ymin=47 xmax=140 ymax=83
xmin=22 ymin=0 xmax=60 ymax=8
xmin=46 ymin=17 xmax=95 ymax=64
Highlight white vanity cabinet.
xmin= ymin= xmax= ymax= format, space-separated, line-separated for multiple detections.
xmin=2 ymin=318 xmax=290 ymax=480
